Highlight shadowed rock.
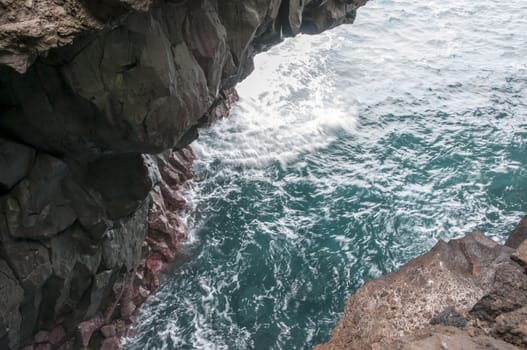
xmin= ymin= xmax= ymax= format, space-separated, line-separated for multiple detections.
xmin=0 ymin=137 xmax=35 ymax=193
xmin=1 ymin=153 xmax=76 ymax=239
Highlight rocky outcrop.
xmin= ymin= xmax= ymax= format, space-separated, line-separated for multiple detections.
xmin=316 ymin=216 xmax=527 ymax=350
xmin=0 ymin=1 xmax=368 ymax=349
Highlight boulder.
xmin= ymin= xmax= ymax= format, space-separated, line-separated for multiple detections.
xmin=506 ymin=214 xmax=527 ymax=249
xmin=2 ymin=153 xmax=76 ymax=239
xmin=315 ymin=232 xmax=514 ymax=350
xmin=511 ymin=239 xmax=527 ymax=267
xmin=86 ymin=154 xmax=158 ymax=220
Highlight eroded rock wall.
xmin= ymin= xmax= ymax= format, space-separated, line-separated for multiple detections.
xmin=0 ymin=1 xmax=368 ymax=349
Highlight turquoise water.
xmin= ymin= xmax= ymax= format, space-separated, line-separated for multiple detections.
xmin=124 ymin=0 xmax=527 ymax=349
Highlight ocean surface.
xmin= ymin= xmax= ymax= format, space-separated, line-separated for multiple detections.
xmin=124 ymin=0 xmax=527 ymax=348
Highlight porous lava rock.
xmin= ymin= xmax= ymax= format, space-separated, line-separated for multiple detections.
xmin=316 ymin=219 xmax=527 ymax=350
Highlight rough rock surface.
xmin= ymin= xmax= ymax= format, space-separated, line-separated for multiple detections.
xmin=316 ymin=218 xmax=527 ymax=350
xmin=0 ymin=1 xmax=368 ymax=349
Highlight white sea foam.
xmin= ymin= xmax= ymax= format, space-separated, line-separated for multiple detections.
xmin=193 ymin=34 xmax=358 ymax=171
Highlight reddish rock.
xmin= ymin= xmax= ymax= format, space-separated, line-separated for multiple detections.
xmin=120 ymin=301 xmax=136 ymax=320
xmin=160 ymin=182 xmax=187 ymax=210
xmin=146 ymin=236 xmax=176 ymax=261
xmin=511 ymin=240 xmax=527 ymax=267
xmin=146 ymin=255 xmax=166 ymax=274
xmin=49 ymin=326 xmax=66 ymax=345
xmin=168 ymin=153 xmax=194 ymax=181
xmin=77 ymin=313 xmax=104 ymax=347
xmin=506 ymin=214 xmax=527 ymax=249
xmin=100 ymin=325 xmax=117 ymax=338
xmin=114 ymin=320 xmax=128 ymax=338
xmin=101 ymin=337 xmax=121 ymax=350
xmin=315 ymin=232 xmax=515 ymax=350
xmin=138 ymin=286 xmax=150 ymax=299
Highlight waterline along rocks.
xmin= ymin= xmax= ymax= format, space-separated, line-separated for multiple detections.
xmin=0 ymin=0 xmax=368 ymax=349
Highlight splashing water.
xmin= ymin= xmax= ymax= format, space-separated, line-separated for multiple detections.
xmin=124 ymin=0 xmax=527 ymax=349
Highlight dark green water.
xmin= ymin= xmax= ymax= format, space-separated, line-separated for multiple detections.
xmin=124 ymin=0 xmax=527 ymax=348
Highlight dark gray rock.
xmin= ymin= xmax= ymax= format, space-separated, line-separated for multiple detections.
xmin=85 ymin=154 xmax=158 ymax=220
xmin=429 ymin=307 xmax=468 ymax=328
xmin=1 ymin=239 xmax=52 ymax=343
xmin=82 ymin=270 xmax=116 ymax=320
xmin=470 ymin=262 xmax=527 ymax=322
xmin=0 ymin=0 xmax=154 ymax=73
xmin=493 ymin=306 xmax=527 ymax=347
xmin=62 ymin=176 xmax=112 ymax=241
xmin=2 ymin=154 xmax=76 ymax=239
xmin=282 ymin=0 xmax=305 ymax=36
xmin=1 ymin=240 xmax=52 ymax=290
xmin=0 ymin=138 xmax=35 ymax=193
xmin=184 ymin=1 xmax=228 ymax=96
xmin=36 ymin=224 xmax=102 ymax=325
xmin=1 ymin=0 xmax=366 ymax=159
xmin=0 ymin=259 xmax=24 ymax=350
xmin=303 ymin=0 xmax=368 ymax=34
xmin=101 ymin=200 xmax=149 ymax=271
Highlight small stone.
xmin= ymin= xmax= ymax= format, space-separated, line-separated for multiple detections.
xmin=146 ymin=255 xmax=165 ymax=274
xmin=100 ymin=325 xmax=116 ymax=338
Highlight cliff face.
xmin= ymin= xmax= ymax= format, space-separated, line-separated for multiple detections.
xmin=0 ymin=1 xmax=368 ymax=349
